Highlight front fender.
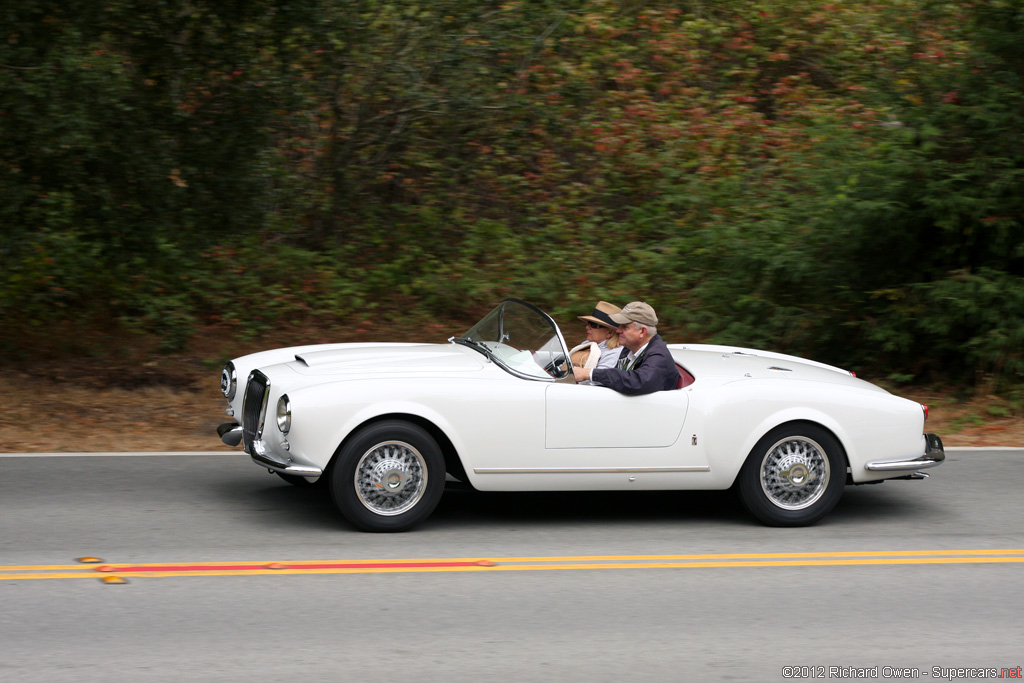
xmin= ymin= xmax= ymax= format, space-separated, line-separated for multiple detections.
xmin=282 ymin=379 xmax=471 ymax=472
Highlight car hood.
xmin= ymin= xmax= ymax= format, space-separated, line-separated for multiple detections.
xmin=288 ymin=343 xmax=485 ymax=376
xmin=223 ymin=342 xmax=489 ymax=417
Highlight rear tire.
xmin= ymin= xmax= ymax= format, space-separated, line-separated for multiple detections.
xmin=329 ymin=420 xmax=445 ymax=532
xmin=737 ymin=424 xmax=845 ymax=527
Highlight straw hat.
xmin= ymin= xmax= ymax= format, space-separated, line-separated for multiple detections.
xmin=578 ymin=301 xmax=622 ymax=330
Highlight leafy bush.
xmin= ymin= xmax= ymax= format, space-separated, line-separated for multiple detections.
xmin=2 ymin=0 xmax=1024 ymax=391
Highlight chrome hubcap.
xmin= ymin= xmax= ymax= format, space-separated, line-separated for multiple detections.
xmin=760 ymin=436 xmax=830 ymax=510
xmin=354 ymin=441 xmax=427 ymax=516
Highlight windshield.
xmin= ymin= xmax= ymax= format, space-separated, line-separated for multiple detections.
xmin=453 ymin=299 xmax=572 ymax=381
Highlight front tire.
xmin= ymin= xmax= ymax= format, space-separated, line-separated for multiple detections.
xmin=329 ymin=420 xmax=445 ymax=532
xmin=737 ymin=424 xmax=846 ymax=527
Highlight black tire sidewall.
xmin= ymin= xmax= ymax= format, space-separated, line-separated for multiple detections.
xmin=738 ymin=423 xmax=846 ymax=527
xmin=329 ymin=420 xmax=445 ymax=532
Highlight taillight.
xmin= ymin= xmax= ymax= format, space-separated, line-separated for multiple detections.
xmin=922 ymin=404 xmax=929 ymax=421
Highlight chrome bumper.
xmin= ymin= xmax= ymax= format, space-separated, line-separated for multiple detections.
xmin=249 ymin=438 xmax=323 ymax=477
xmin=217 ymin=421 xmax=322 ymax=477
xmin=865 ymin=433 xmax=945 ymax=472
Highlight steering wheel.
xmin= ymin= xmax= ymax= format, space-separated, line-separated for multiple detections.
xmin=542 ymin=353 xmax=567 ymax=378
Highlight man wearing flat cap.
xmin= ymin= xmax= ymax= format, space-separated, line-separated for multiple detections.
xmin=572 ymin=301 xmax=678 ymax=395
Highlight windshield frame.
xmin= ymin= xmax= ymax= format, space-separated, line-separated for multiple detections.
xmin=451 ymin=299 xmax=574 ymax=383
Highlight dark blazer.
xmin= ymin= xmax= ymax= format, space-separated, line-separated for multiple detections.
xmin=590 ymin=334 xmax=678 ymax=395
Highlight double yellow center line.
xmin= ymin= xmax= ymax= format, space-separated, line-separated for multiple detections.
xmin=4 ymin=549 xmax=1024 ymax=582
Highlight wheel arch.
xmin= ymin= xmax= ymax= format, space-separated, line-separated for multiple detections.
xmin=728 ymin=418 xmax=851 ymax=488
xmin=327 ymin=412 xmax=470 ymax=486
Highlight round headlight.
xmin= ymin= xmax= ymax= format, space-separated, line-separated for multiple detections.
xmin=221 ymin=362 xmax=237 ymax=400
xmin=276 ymin=395 xmax=291 ymax=434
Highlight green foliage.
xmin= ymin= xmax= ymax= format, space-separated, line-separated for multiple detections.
xmin=3 ymin=0 xmax=1024 ymax=390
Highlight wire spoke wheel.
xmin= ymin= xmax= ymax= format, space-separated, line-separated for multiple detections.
xmin=759 ymin=437 xmax=830 ymax=510
xmin=354 ymin=441 xmax=428 ymax=516
xmin=738 ymin=424 xmax=846 ymax=527
xmin=330 ymin=420 xmax=445 ymax=532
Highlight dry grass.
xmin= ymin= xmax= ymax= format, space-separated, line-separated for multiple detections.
xmin=894 ymin=387 xmax=1024 ymax=447
xmin=4 ymin=375 xmax=1020 ymax=453
xmin=1 ymin=374 xmax=232 ymax=452
xmin=3 ymin=324 xmax=1020 ymax=452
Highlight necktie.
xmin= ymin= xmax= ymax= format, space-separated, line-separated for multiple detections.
xmin=625 ymin=348 xmax=645 ymax=370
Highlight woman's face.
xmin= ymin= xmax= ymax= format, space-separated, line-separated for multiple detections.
xmin=585 ymin=321 xmax=614 ymax=343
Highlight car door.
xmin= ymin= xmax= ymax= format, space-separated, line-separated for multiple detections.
xmin=542 ymin=382 xmax=705 ymax=469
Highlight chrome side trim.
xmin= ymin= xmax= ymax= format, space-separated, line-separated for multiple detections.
xmin=218 ymin=422 xmax=243 ymax=447
xmin=865 ymin=433 xmax=945 ymax=472
xmin=474 ymin=466 xmax=710 ymax=474
xmin=250 ymin=442 xmax=323 ymax=477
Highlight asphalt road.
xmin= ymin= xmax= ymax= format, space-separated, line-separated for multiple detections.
xmin=2 ymin=449 xmax=1022 ymax=682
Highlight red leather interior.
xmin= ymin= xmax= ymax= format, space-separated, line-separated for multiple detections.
xmin=675 ymin=365 xmax=695 ymax=389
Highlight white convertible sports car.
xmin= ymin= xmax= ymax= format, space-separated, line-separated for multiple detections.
xmin=217 ymin=299 xmax=944 ymax=531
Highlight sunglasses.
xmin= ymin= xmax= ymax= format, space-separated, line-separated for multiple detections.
xmin=586 ymin=322 xmax=609 ymax=329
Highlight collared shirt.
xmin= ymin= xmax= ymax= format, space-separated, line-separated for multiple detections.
xmin=595 ymin=339 xmax=621 ymax=370
xmin=619 ymin=342 xmax=650 ymax=370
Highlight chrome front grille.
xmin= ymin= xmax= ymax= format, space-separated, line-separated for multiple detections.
xmin=241 ymin=370 xmax=270 ymax=454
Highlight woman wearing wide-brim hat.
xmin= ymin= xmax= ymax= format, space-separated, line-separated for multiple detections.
xmin=569 ymin=301 xmax=622 ymax=380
